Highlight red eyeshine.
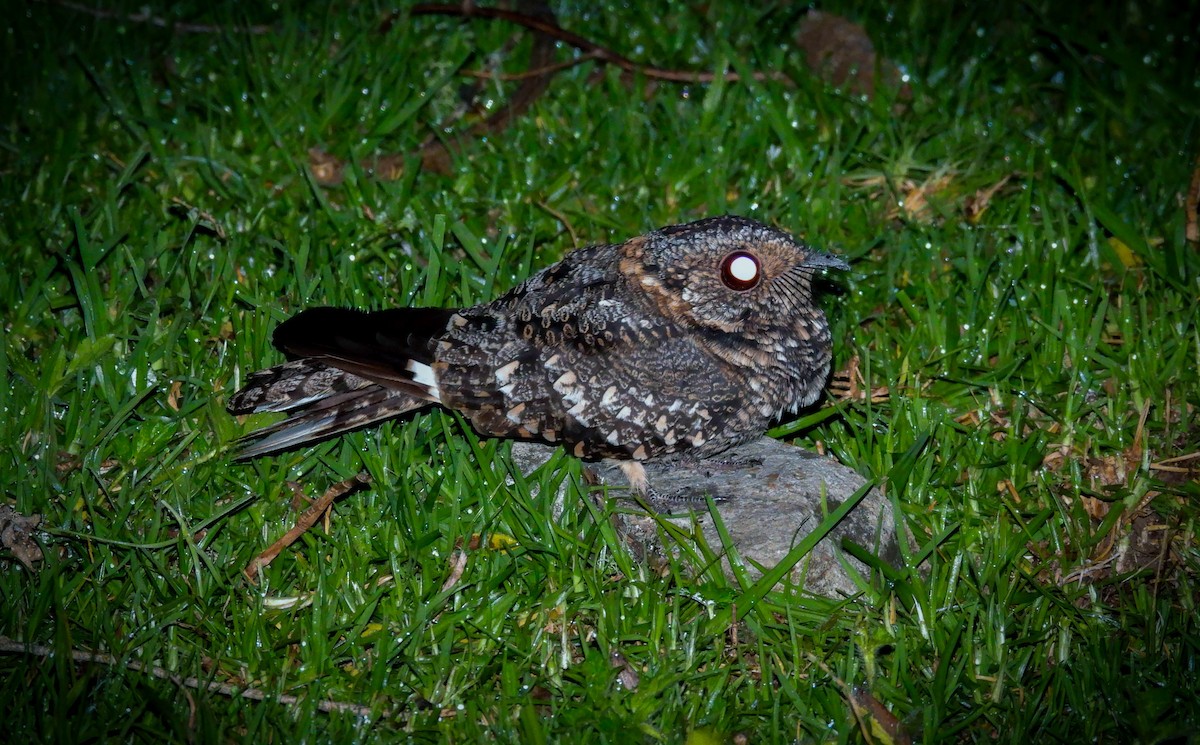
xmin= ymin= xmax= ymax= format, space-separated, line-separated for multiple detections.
xmin=719 ymin=251 xmax=761 ymax=291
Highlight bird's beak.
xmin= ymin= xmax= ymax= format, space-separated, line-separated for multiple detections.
xmin=803 ymin=251 xmax=850 ymax=271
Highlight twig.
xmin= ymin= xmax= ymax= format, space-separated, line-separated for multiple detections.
xmin=402 ymin=3 xmax=790 ymax=84
xmin=322 ymin=2 xmax=792 ymax=182
xmin=0 ymin=635 xmax=382 ymax=717
xmin=310 ymin=0 xmax=563 ymax=182
xmin=244 ymin=472 xmax=373 ymax=582
xmin=1186 ymin=154 xmax=1199 ymax=243
xmin=1152 ymin=450 xmax=1200 ymax=466
xmin=534 ymin=200 xmax=580 ymax=246
xmin=47 ymin=0 xmax=274 ymax=34
xmin=460 ymin=51 xmax=602 ymax=81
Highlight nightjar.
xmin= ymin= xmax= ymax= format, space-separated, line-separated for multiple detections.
xmin=227 ymin=215 xmax=848 ymax=494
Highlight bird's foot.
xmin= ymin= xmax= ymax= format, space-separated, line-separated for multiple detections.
xmin=679 ymin=453 xmax=764 ymax=477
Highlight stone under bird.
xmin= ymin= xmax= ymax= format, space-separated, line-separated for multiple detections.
xmin=227 ymin=215 xmax=848 ymax=496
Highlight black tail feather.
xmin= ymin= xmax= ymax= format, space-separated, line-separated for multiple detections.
xmin=274 ymin=307 xmax=455 ymax=371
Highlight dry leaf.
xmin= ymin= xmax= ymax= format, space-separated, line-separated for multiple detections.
xmin=900 ymin=173 xmax=955 ymax=222
xmin=850 ymin=686 xmax=912 ymax=745
xmin=167 ymin=380 xmax=183 ymax=412
xmin=795 ymin=11 xmax=911 ymax=101
xmin=609 ymin=649 xmax=640 ymax=691
xmin=307 ymin=147 xmax=345 ymax=186
xmin=963 ymin=173 xmax=1015 ymax=222
xmin=0 ymin=505 xmax=44 ymax=572
xmin=440 ymin=550 xmax=469 ymax=592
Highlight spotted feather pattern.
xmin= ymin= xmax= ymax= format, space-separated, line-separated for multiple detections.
xmin=227 ymin=216 xmax=848 ymax=491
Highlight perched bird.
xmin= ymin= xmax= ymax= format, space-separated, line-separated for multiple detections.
xmin=227 ymin=215 xmax=847 ymax=495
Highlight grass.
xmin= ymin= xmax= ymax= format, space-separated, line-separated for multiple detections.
xmin=2 ymin=0 xmax=1198 ymax=741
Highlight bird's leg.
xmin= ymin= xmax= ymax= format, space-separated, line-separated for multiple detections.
xmin=618 ymin=460 xmax=650 ymax=495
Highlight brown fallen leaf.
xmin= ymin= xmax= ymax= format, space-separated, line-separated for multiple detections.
xmin=964 ymin=173 xmax=1016 ymax=222
xmin=806 ymin=652 xmax=913 ymax=745
xmin=609 ymin=649 xmax=640 ymax=691
xmin=167 ymin=380 xmax=183 ymax=412
xmin=795 ymin=11 xmax=912 ymax=101
xmin=900 ymin=172 xmax=955 ymax=222
xmin=851 ymin=686 xmax=912 ymax=745
xmin=440 ymin=550 xmax=469 ymax=592
xmin=307 ymin=147 xmax=345 ymax=185
xmin=0 ymin=505 xmax=44 ymax=572
xmin=842 ymin=171 xmax=958 ymax=223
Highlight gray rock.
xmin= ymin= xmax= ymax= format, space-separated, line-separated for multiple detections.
xmin=510 ymin=436 xmax=898 ymax=597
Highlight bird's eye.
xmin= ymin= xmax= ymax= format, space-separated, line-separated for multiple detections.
xmin=719 ymin=251 xmax=761 ymax=291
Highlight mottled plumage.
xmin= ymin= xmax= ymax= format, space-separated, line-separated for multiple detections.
xmin=227 ymin=215 xmax=847 ymax=493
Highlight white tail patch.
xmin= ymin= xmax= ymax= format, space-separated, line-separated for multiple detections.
xmin=405 ymin=360 xmax=441 ymax=401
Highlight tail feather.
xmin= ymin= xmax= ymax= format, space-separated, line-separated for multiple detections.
xmin=228 ymin=359 xmax=372 ymax=415
xmin=273 ymin=307 xmax=455 ymax=377
xmin=228 ymin=306 xmax=458 ymax=458
xmin=233 ymin=384 xmax=427 ymax=459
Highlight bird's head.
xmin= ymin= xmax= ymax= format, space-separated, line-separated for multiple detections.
xmin=618 ymin=215 xmax=848 ymax=334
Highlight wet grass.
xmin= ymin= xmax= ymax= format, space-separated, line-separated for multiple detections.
xmin=2 ymin=0 xmax=1198 ymax=741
